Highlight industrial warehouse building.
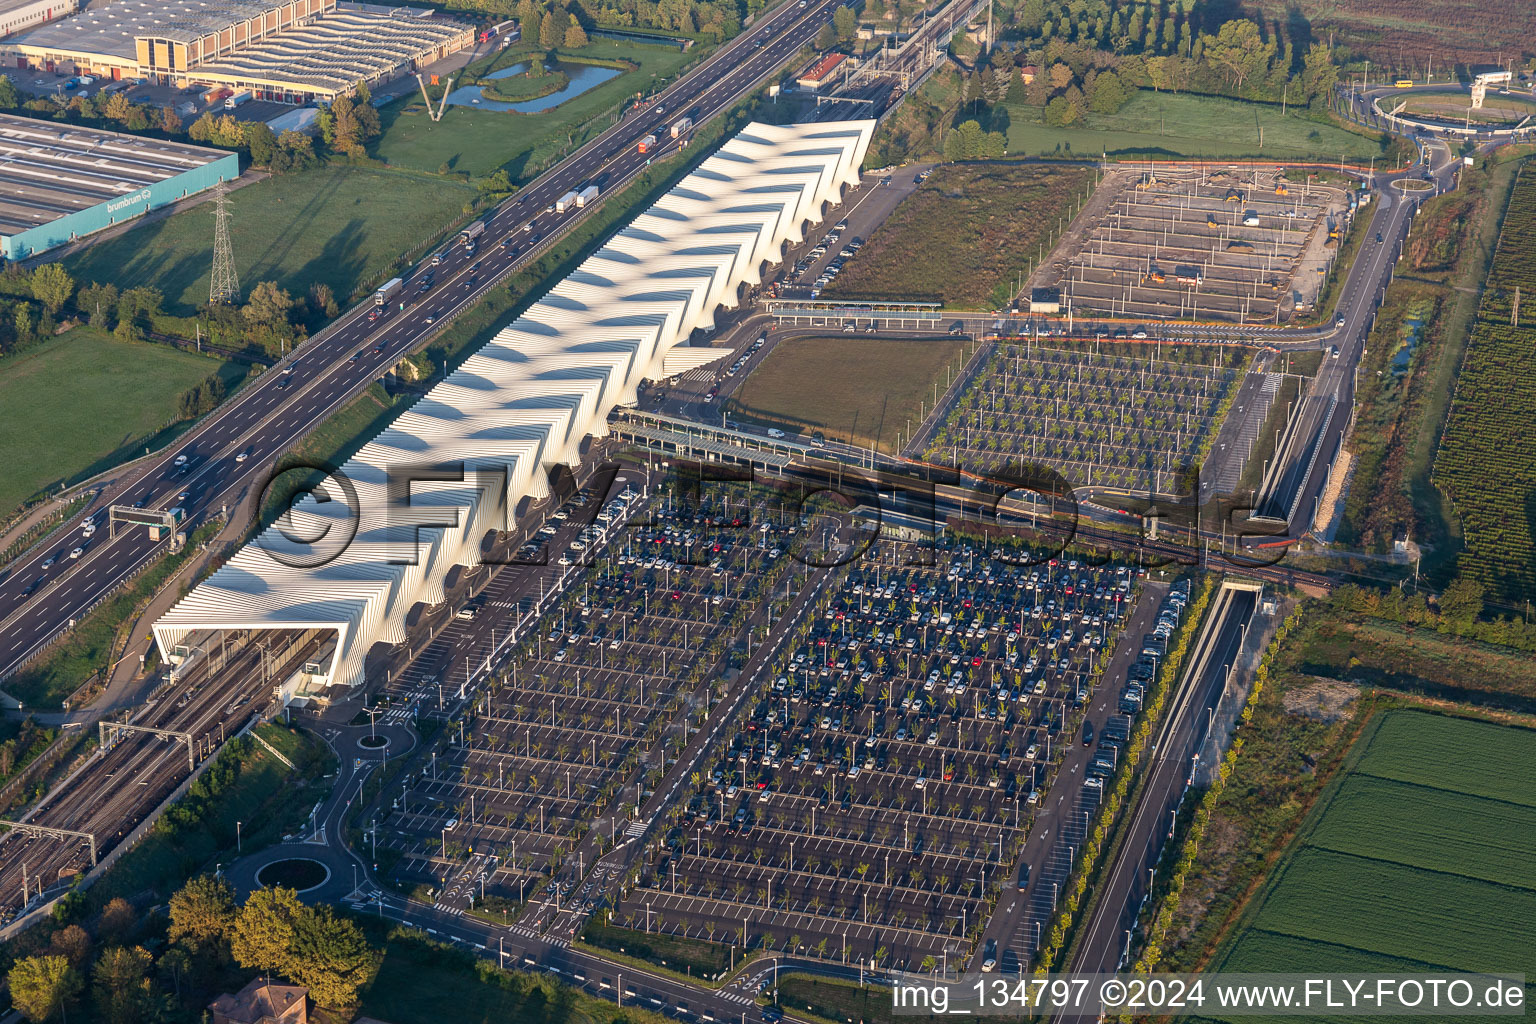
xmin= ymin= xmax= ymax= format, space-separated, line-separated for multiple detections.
xmin=153 ymin=119 xmax=878 ymax=693
xmin=2 ymin=0 xmax=473 ymax=105
xmin=0 ymin=0 xmax=77 ymax=39
xmin=0 ymin=112 xmax=237 ymax=260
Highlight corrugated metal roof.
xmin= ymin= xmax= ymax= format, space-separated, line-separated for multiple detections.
xmin=153 ymin=120 xmax=876 ymax=689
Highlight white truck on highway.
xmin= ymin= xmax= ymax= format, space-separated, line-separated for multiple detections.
xmin=555 ymin=190 xmax=581 ymax=213
xmin=669 ymin=116 xmax=693 ymax=139
xmin=459 ymin=220 xmax=486 ymax=251
xmin=375 ymin=277 xmax=403 ymax=306
xmin=576 ymin=185 xmax=599 ymax=208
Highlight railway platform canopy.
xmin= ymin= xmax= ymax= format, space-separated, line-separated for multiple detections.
xmin=153 ymin=118 xmax=876 ymax=693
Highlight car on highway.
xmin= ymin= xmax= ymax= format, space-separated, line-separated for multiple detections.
xmin=368 ymin=309 xmax=381 ymax=322
xmin=1017 ymin=862 xmax=1031 ymax=890
xmin=69 ymin=546 xmax=83 ymax=559
xmin=1335 ymin=317 xmax=1345 ymax=328
xmin=235 ymin=450 xmax=249 ymax=463
xmin=372 ymin=343 xmax=384 ymax=354
xmin=41 ymin=555 xmax=55 ymax=569
xmin=351 ymin=351 xmax=364 ymax=362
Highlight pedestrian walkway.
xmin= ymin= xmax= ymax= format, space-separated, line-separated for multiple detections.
xmin=1206 ymin=370 xmax=1284 ymax=497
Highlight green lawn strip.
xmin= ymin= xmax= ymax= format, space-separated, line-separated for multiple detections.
xmin=726 ymin=336 xmax=968 ymax=451
xmin=578 ymin=917 xmax=751 ymax=987
xmin=1003 ymin=91 xmax=1390 ymax=161
xmin=373 ymin=38 xmax=699 ymax=180
xmin=4 ymin=520 xmax=222 ymax=710
xmin=774 ymin=974 xmax=900 ymax=1024
xmin=354 ymin=917 xmax=675 ymax=1024
xmin=63 ymin=165 xmax=479 ymax=316
xmin=0 ymin=327 xmax=238 ymax=515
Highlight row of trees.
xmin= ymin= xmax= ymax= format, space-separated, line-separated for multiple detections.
xmin=7 ymin=878 xmax=378 ymax=1022
xmin=508 ymin=0 xmax=744 ymax=39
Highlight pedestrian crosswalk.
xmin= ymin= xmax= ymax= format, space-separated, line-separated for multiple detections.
xmin=624 ymin=818 xmax=647 ymax=840
xmin=679 ymin=366 xmax=717 ymax=383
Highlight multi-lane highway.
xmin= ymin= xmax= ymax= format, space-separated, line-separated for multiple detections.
xmin=0 ymin=0 xmax=851 ymax=695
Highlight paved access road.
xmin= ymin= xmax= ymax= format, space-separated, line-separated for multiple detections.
xmin=1054 ymin=587 xmax=1256 ymax=1023
xmin=0 ymin=0 xmax=850 ymax=695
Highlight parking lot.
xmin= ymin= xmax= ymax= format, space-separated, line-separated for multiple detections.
xmin=922 ymin=338 xmax=1247 ymax=494
xmin=614 ymin=537 xmax=1153 ymax=971
xmin=370 ymin=473 xmax=805 ymax=916
xmin=1052 ymin=167 xmax=1350 ymax=323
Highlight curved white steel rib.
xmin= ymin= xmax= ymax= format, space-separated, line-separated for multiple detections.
xmin=153 ymin=119 xmax=874 ymax=689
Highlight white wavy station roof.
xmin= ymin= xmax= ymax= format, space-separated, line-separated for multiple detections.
xmin=154 ymin=119 xmax=876 ymax=690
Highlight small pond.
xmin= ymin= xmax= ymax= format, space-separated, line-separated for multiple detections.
xmin=445 ymin=60 xmax=621 ymax=113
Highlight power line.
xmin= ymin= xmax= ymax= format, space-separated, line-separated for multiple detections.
xmin=210 ymin=181 xmax=240 ymax=305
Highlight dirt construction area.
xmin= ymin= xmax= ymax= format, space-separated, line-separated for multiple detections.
xmin=1035 ymin=165 xmax=1350 ymax=323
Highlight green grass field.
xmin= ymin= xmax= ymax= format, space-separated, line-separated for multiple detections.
xmin=822 ymin=162 xmax=1095 ymax=309
xmin=373 ymin=39 xmax=697 ymax=180
xmin=64 ymin=165 xmax=477 ymax=316
xmin=1203 ymin=710 xmax=1536 ymax=1022
xmin=0 ymin=328 xmax=237 ymax=514
xmin=727 ymin=335 xmax=969 ymax=451
xmin=1004 ymin=90 xmax=1387 ymax=161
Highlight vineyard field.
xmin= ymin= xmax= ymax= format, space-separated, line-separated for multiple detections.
xmin=921 ymin=341 xmax=1245 ymax=493
xmin=1207 ymin=710 xmax=1536 ymax=1014
xmin=1434 ymin=164 xmax=1536 ymax=602
xmin=1245 ymin=0 xmax=1536 ymax=67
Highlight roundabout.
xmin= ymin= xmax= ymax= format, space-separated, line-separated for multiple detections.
xmin=1367 ymin=73 xmax=1536 ymax=142
xmin=255 ymin=857 xmax=331 ymax=893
